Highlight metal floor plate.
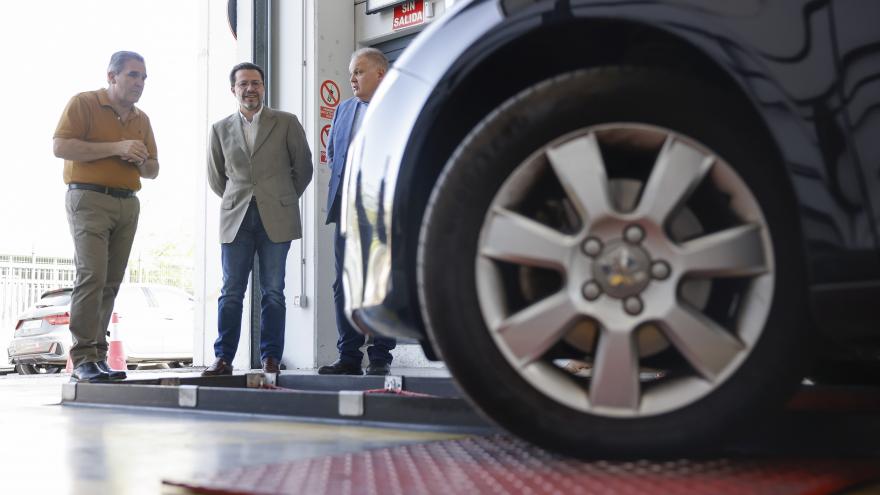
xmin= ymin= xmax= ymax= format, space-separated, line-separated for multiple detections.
xmin=62 ymin=373 xmax=490 ymax=432
xmin=163 ymin=434 xmax=880 ymax=495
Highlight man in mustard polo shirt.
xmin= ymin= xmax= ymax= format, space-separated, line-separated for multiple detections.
xmin=53 ymin=51 xmax=160 ymax=382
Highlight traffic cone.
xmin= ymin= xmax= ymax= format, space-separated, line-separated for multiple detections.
xmin=107 ymin=312 xmax=127 ymax=371
xmin=65 ymin=354 xmax=73 ymax=373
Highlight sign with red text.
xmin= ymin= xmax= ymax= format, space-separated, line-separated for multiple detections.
xmin=393 ymin=0 xmax=424 ymax=30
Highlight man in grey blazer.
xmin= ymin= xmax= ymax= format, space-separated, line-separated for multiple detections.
xmin=204 ymin=62 xmax=313 ymax=376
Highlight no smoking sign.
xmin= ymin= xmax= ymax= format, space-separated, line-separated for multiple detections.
xmin=320 ymin=80 xmax=341 ymax=108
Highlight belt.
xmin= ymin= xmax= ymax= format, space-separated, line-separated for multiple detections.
xmin=68 ymin=183 xmax=136 ymax=198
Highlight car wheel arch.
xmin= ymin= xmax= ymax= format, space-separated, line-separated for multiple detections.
xmin=391 ymin=15 xmax=805 ymax=333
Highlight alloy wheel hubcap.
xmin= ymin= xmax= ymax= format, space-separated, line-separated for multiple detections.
xmin=475 ymin=124 xmax=775 ymax=418
xmin=591 ymin=238 xmax=652 ymax=299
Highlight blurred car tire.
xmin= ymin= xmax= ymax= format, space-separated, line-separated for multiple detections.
xmin=15 ymin=364 xmax=62 ymax=375
xmin=418 ymin=67 xmax=813 ymax=456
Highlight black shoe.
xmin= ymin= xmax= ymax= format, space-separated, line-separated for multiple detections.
xmin=365 ymin=362 xmax=391 ymax=376
xmin=202 ymin=357 xmax=234 ymax=377
xmin=71 ymin=362 xmax=110 ymax=383
xmin=317 ymin=359 xmax=363 ymax=375
xmin=96 ymin=360 xmax=127 ymax=380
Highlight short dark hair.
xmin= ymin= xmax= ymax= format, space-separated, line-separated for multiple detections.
xmin=108 ymin=51 xmax=145 ymax=74
xmin=230 ymin=62 xmax=265 ymax=87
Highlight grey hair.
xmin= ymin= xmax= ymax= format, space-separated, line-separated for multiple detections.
xmin=108 ymin=51 xmax=145 ymax=74
xmin=351 ymin=47 xmax=389 ymax=72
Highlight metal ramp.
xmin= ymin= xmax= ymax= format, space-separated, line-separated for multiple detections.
xmin=61 ymin=372 xmax=490 ymax=432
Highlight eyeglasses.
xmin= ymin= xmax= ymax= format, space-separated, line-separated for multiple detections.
xmin=235 ymin=81 xmax=264 ymax=89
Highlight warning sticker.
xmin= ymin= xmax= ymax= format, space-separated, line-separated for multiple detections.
xmin=320 ymin=124 xmax=331 ymax=148
xmin=393 ymin=0 xmax=424 ymax=30
xmin=320 ymin=80 xmax=341 ymax=108
xmin=319 ymin=124 xmax=331 ymax=164
xmin=320 ymin=106 xmax=335 ymax=120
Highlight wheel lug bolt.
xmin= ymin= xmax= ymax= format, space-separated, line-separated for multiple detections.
xmin=582 ymin=281 xmax=602 ymax=301
xmin=623 ymin=297 xmax=643 ymax=315
xmin=651 ymin=261 xmax=671 ymax=280
xmin=624 ymin=225 xmax=645 ymax=244
xmin=581 ymin=238 xmax=603 ymax=257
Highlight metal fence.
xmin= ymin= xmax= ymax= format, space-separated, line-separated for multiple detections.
xmin=0 ymin=254 xmax=77 ymax=332
xmin=0 ymin=253 xmax=193 ymax=366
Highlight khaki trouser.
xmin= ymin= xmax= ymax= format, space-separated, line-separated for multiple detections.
xmin=65 ymin=189 xmax=139 ymax=367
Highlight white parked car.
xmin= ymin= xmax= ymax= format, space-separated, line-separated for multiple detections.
xmin=7 ymin=284 xmax=194 ymax=374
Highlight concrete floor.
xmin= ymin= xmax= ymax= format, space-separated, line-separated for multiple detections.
xmin=5 ymin=367 xmax=880 ymax=495
xmin=0 ymin=368 xmax=466 ymax=495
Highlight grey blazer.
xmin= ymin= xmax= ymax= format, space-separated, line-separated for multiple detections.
xmin=207 ymin=107 xmax=313 ymax=243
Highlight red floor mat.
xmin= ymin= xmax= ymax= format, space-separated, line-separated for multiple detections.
xmin=163 ymin=435 xmax=880 ymax=495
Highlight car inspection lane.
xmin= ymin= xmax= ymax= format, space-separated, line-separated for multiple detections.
xmin=2 ymin=368 xmax=880 ymax=494
xmin=0 ymin=370 xmax=464 ymax=495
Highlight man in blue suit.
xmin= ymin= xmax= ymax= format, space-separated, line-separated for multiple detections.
xmin=318 ymin=48 xmax=396 ymax=376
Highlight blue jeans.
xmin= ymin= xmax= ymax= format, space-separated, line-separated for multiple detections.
xmin=216 ymin=200 xmax=291 ymax=362
xmin=333 ymin=223 xmax=395 ymax=365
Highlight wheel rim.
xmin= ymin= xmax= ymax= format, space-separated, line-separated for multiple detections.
xmin=475 ymin=124 xmax=775 ymax=417
xmin=17 ymin=364 xmax=37 ymax=375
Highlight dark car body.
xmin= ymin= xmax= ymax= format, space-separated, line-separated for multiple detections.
xmin=341 ymin=0 xmax=880 ymax=455
xmin=344 ymin=0 xmax=880 ymax=356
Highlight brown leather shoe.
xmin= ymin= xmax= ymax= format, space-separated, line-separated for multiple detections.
xmin=202 ymin=357 xmax=233 ymax=376
xmin=262 ymin=357 xmax=281 ymax=374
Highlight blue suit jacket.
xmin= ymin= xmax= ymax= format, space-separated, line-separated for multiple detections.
xmin=325 ymin=97 xmax=361 ymax=225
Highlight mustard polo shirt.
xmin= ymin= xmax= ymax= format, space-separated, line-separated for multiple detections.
xmin=54 ymin=88 xmax=158 ymax=191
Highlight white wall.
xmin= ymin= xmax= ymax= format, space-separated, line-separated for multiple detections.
xmin=196 ymin=0 xmax=349 ymax=370
xmin=195 ymin=0 xmax=450 ymax=370
xmin=273 ymin=0 xmax=338 ymax=369
xmin=194 ymin=0 xmax=248 ymax=368
xmin=302 ymin=0 xmax=356 ymax=368
xmin=274 ymin=0 xmax=444 ymax=369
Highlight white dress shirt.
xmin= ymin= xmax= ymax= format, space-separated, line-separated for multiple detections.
xmin=239 ymin=105 xmax=264 ymax=154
